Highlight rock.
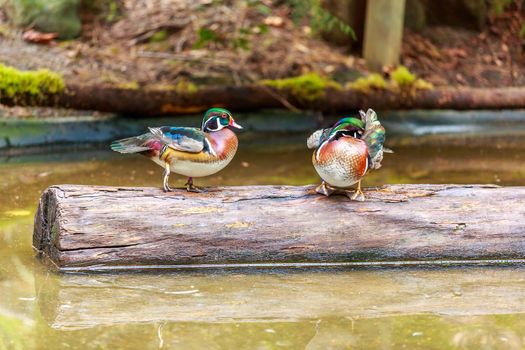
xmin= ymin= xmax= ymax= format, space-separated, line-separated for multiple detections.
xmin=7 ymin=0 xmax=81 ymax=39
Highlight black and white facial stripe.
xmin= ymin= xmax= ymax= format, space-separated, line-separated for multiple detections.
xmin=335 ymin=128 xmax=363 ymax=140
xmin=203 ymin=116 xmax=226 ymax=132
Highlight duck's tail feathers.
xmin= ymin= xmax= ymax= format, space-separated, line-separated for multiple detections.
xmin=307 ymin=129 xmax=323 ymax=149
xmin=110 ymin=135 xmax=151 ymax=154
xmin=307 ymin=128 xmax=331 ymax=149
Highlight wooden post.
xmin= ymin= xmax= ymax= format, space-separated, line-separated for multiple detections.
xmin=363 ymin=0 xmax=406 ymax=70
xmin=33 ymin=184 xmax=525 ymax=271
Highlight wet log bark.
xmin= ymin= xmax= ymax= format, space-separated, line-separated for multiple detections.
xmin=4 ymin=84 xmax=525 ymax=116
xmin=36 ymin=267 xmax=525 ymax=329
xmin=33 ymin=184 xmax=525 ymax=271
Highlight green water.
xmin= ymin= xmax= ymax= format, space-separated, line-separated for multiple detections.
xmin=2 ymin=127 xmax=525 ymax=349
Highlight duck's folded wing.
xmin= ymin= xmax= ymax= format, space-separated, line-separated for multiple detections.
xmin=360 ymin=109 xmax=386 ymax=170
xmin=148 ymin=126 xmax=205 ymax=153
xmin=306 ymin=128 xmax=330 ymax=149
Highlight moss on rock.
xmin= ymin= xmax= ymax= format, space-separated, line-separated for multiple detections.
xmin=261 ymin=73 xmax=342 ymax=102
xmin=0 ymin=64 xmax=65 ymax=100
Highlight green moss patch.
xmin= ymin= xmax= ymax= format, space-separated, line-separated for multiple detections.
xmin=174 ymin=79 xmax=198 ymax=94
xmin=346 ymin=73 xmax=387 ymax=92
xmin=391 ymin=66 xmax=433 ymax=90
xmin=0 ymin=64 xmax=65 ymax=100
xmin=347 ymin=66 xmax=433 ymax=93
xmin=411 ymin=78 xmax=434 ymax=90
xmin=391 ymin=66 xmax=416 ymax=86
xmin=118 ymin=81 xmax=140 ymax=90
xmin=261 ymin=73 xmax=342 ymax=102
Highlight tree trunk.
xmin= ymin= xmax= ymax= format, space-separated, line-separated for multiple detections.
xmin=2 ymin=85 xmax=525 ymax=116
xmin=33 ymin=184 xmax=525 ymax=271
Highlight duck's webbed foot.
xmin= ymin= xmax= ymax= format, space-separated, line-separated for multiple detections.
xmin=186 ymin=184 xmax=204 ymax=193
xmin=163 ymin=183 xmax=174 ymax=192
xmin=347 ymin=180 xmax=365 ymax=202
xmin=348 ymin=189 xmax=365 ymax=202
xmin=315 ymin=181 xmax=335 ymax=197
xmin=163 ymin=163 xmax=174 ymax=192
xmin=185 ymin=177 xmax=205 ymax=193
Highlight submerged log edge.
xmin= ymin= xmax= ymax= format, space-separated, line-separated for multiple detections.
xmin=33 ymin=184 xmax=525 ymax=271
xmin=5 ymin=85 xmax=525 ymax=116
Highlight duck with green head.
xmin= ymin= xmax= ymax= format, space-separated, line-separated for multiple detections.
xmin=307 ymin=109 xmax=387 ymax=201
xmin=111 ymin=108 xmax=242 ymax=192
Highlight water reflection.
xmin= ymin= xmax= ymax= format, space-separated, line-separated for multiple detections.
xmin=7 ymin=266 xmax=525 ymax=349
xmin=36 ymin=268 xmax=525 ymax=329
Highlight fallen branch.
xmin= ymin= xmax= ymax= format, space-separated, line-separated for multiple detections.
xmin=3 ymin=84 xmax=525 ymax=116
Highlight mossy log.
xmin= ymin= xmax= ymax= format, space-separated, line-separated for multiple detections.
xmin=33 ymin=184 xmax=525 ymax=271
xmin=3 ymin=84 xmax=525 ymax=116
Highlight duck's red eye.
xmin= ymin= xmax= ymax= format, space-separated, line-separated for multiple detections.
xmin=221 ymin=113 xmax=227 ymax=118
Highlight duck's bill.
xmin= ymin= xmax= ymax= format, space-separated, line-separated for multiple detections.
xmin=229 ymin=120 xmax=243 ymax=129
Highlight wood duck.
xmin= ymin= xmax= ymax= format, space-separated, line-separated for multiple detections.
xmin=111 ymin=108 xmax=242 ymax=192
xmin=307 ymin=109 xmax=387 ymax=201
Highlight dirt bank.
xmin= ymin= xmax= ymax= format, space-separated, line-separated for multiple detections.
xmin=0 ymin=0 xmax=523 ymax=89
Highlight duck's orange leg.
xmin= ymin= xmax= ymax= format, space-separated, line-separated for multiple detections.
xmin=348 ymin=180 xmax=365 ymax=201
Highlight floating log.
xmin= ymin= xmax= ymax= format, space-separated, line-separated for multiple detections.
xmin=37 ymin=267 xmax=525 ymax=329
xmin=33 ymin=184 xmax=525 ymax=271
xmin=4 ymin=84 xmax=525 ymax=116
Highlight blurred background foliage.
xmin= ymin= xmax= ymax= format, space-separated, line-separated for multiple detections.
xmin=0 ymin=0 xmax=522 ymax=98
xmin=2 ymin=0 xmax=81 ymax=38
xmin=0 ymin=0 xmax=520 ymax=41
